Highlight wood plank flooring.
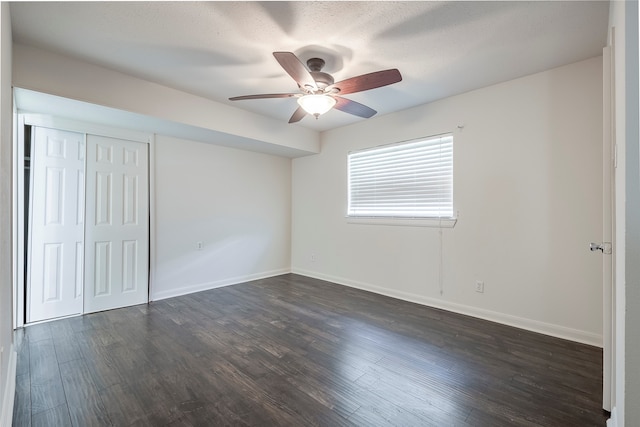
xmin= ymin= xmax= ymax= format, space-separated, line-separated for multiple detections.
xmin=12 ymin=274 xmax=607 ymax=426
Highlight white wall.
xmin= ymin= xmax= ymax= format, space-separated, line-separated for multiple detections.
xmin=151 ymin=134 xmax=292 ymax=300
xmin=0 ymin=3 xmax=13 ymax=426
xmin=292 ymin=57 xmax=604 ymax=346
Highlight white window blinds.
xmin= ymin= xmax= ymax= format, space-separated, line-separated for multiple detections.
xmin=348 ymin=134 xmax=453 ymax=218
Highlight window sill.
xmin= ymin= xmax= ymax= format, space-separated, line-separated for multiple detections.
xmin=346 ymin=216 xmax=457 ymax=228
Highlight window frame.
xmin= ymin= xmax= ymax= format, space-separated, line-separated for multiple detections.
xmin=346 ymin=133 xmax=456 ymax=228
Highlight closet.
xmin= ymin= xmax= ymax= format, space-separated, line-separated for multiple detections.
xmin=25 ymin=125 xmax=149 ymax=323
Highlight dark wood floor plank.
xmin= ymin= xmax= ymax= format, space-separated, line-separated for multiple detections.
xmin=254 ymin=373 xmax=355 ymax=427
xmin=58 ymin=359 xmax=112 ymax=426
xmin=47 ymin=317 xmax=78 ymax=340
xmin=348 ymin=392 xmax=452 ymax=427
xmin=13 ymin=273 xmax=606 ymax=427
xmin=74 ymin=334 xmax=123 ymax=391
xmin=199 ymin=357 xmax=304 ymax=426
xmin=29 ymin=380 xmax=67 ymax=417
xmin=66 ymin=315 xmax=98 ymax=334
xmin=28 ymin=338 xmax=67 ymax=416
xmin=14 ymin=329 xmax=30 ymax=378
xmin=24 ymin=323 xmax=52 ymax=343
xmin=98 ymin=383 xmax=151 ymax=427
xmin=12 ymin=374 xmax=31 ymax=426
xmin=28 ymin=339 xmax=58 ymax=384
xmin=53 ymin=335 xmax=84 ymax=365
xmin=104 ymin=342 xmax=159 ymax=380
xmin=354 ymin=368 xmax=473 ymax=425
xmin=127 ymin=371 xmax=196 ymax=426
xmin=30 ymin=404 xmax=71 ymax=427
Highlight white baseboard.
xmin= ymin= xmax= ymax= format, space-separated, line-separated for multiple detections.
xmin=292 ymin=268 xmax=603 ymax=347
xmin=606 ymin=407 xmax=618 ymax=427
xmin=150 ymin=268 xmax=291 ymax=301
xmin=0 ymin=344 xmax=16 ymax=427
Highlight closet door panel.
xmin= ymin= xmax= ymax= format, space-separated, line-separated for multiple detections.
xmin=84 ymin=135 xmax=149 ymax=313
xmin=28 ymin=128 xmax=85 ymax=322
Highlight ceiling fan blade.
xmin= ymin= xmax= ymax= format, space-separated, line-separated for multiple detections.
xmin=334 ymin=96 xmax=377 ymax=118
xmin=229 ymin=93 xmax=299 ymax=101
xmin=330 ymin=69 xmax=402 ymax=95
xmin=273 ymin=52 xmax=318 ymax=92
xmin=288 ymin=106 xmax=307 ymax=123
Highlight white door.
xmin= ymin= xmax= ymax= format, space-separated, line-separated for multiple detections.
xmin=84 ymin=135 xmax=149 ymax=313
xmin=27 ymin=128 xmax=85 ymax=322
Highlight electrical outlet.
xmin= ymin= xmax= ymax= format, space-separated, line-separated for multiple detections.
xmin=475 ymin=281 xmax=484 ymax=293
xmin=196 ymin=241 xmax=203 ymax=251
xmin=310 ymin=253 xmax=317 ymax=262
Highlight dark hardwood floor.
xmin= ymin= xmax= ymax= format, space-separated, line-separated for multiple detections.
xmin=12 ymin=274 xmax=607 ymax=426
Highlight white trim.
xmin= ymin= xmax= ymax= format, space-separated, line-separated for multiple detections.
xmin=292 ymin=269 xmax=603 ymax=347
xmin=12 ymin=109 xmax=24 ymax=329
xmin=347 ymin=216 xmax=457 ymax=228
xmin=0 ymin=345 xmax=16 ymax=427
xmin=148 ymin=134 xmax=157 ymax=304
xmin=19 ymin=113 xmax=152 ymax=144
xmin=606 ymin=406 xmax=618 ymax=427
xmin=150 ymin=268 xmax=291 ymax=301
xmin=602 ymin=43 xmax=614 ymax=413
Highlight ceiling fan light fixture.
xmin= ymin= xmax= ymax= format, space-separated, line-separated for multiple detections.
xmin=230 ymin=51 xmax=402 ymax=123
xmin=297 ymin=94 xmax=336 ymax=118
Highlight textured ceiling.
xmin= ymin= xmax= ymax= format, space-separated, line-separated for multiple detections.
xmin=10 ymin=1 xmax=609 ymax=132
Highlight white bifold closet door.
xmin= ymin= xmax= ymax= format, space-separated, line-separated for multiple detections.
xmin=84 ymin=134 xmax=149 ymax=314
xmin=27 ymin=128 xmax=85 ymax=323
xmin=28 ymin=128 xmax=149 ymax=323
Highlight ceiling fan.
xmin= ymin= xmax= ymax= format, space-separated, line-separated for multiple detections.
xmin=229 ymin=52 xmax=402 ymax=123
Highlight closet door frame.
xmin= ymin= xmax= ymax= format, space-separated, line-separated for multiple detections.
xmin=13 ymin=114 xmax=156 ymax=328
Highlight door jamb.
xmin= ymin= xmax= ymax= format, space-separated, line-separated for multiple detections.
xmin=13 ymin=115 xmax=25 ymax=329
xmin=602 ymin=43 xmax=615 ymax=413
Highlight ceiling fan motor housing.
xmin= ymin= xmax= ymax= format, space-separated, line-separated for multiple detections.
xmin=307 ymin=58 xmax=334 ymax=90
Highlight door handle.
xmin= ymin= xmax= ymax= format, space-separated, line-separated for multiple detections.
xmin=590 ymin=242 xmax=612 ymax=254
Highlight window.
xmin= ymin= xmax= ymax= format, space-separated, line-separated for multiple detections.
xmin=347 ymin=134 xmax=453 ymax=220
